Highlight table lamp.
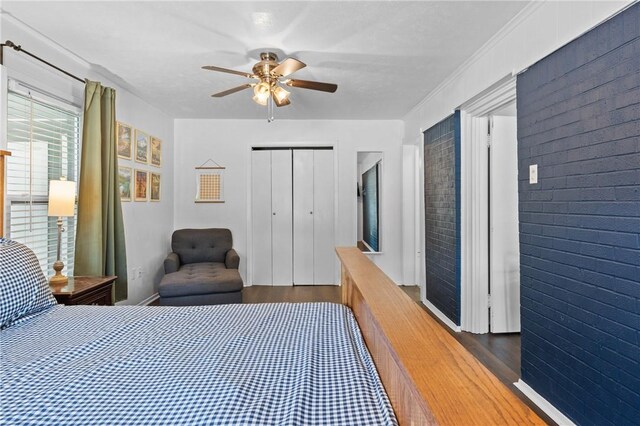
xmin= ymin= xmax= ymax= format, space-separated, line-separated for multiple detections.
xmin=48 ymin=178 xmax=76 ymax=285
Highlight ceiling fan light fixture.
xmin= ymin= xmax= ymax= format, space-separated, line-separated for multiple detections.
xmin=252 ymin=94 xmax=268 ymax=106
xmin=272 ymin=85 xmax=290 ymax=103
xmin=253 ymin=81 xmax=270 ymax=105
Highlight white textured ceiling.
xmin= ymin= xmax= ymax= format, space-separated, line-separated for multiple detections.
xmin=1 ymin=1 xmax=528 ymax=120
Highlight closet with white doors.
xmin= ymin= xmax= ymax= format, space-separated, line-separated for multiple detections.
xmin=251 ymin=148 xmax=335 ymax=286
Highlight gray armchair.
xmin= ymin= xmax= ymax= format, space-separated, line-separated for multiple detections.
xmin=158 ymin=229 xmax=243 ymax=306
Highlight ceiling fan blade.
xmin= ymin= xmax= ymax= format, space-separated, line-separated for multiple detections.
xmin=202 ymin=65 xmax=256 ymax=79
xmin=271 ymin=58 xmax=306 ymax=77
xmin=285 ymin=79 xmax=337 ymax=93
xmin=211 ymin=84 xmax=253 ymax=97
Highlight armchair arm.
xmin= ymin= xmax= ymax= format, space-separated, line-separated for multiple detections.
xmin=225 ymin=249 xmax=240 ymax=269
xmin=164 ymin=252 xmax=180 ymax=274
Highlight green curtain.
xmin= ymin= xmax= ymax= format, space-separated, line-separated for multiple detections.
xmin=74 ymin=80 xmax=127 ymax=302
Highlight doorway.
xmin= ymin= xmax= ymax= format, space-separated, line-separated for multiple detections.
xmin=488 ymin=111 xmax=520 ymax=333
xmin=459 ymin=76 xmax=520 ymax=335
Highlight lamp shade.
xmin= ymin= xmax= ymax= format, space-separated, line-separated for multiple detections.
xmin=48 ymin=179 xmax=76 ymax=217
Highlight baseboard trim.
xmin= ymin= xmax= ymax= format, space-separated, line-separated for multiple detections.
xmin=423 ymin=299 xmax=462 ymax=332
xmin=514 ymin=379 xmax=575 ymax=426
xmin=138 ymin=293 xmax=159 ymax=306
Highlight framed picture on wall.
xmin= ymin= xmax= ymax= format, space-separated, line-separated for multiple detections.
xmin=135 ymin=130 xmax=149 ymax=164
xmin=150 ymin=137 xmax=162 ymax=167
xmin=150 ymin=172 xmax=161 ymax=201
xmin=134 ymin=169 xmax=148 ymax=201
xmin=118 ymin=166 xmax=132 ymax=201
xmin=117 ymin=122 xmax=132 ymax=159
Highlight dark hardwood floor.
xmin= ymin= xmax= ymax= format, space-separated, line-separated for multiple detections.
xmin=149 ymin=285 xmax=340 ymax=306
xmin=243 ymin=285 xmax=341 ymax=304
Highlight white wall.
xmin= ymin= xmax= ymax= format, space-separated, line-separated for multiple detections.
xmin=173 ymin=119 xmax=405 ymax=284
xmin=0 ymin=15 xmax=174 ymax=305
xmin=401 ymin=1 xmax=631 ymax=296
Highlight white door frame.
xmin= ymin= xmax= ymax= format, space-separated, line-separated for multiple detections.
xmin=415 ymin=138 xmax=426 ymax=303
xmin=401 ymin=145 xmax=418 ymax=286
xmin=459 ymin=75 xmax=516 ymax=333
xmin=246 ymin=142 xmax=339 ymax=286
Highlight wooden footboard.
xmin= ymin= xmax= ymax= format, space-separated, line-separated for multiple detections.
xmin=337 ymin=247 xmax=544 ymax=426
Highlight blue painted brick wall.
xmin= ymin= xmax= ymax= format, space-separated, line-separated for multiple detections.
xmin=517 ymin=4 xmax=639 ymax=425
xmin=424 ymin=113 xmax=461 ymax=325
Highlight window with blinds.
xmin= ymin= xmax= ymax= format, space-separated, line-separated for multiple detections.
xmin=5 ymin=89 xmax=80 ymax=276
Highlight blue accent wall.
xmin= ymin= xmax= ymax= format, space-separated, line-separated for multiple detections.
xmin=423 ymin=113 xmax=461 ymax=325
xmin=517 ymin=4 xmax=639 ymax=425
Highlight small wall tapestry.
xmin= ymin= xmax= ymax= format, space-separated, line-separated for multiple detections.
xmin=195 ymin=159 xmax=225 ymax=203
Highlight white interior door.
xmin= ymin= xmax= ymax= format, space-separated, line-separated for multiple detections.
xmin=251 ymin=150 xmax=273 ymax=285
xmin=271 ymin=150 xmax=293 ymax=285
xmin=489 ymin=115 xmax=521 ymax=333
xmin=312 ymin=150 xmax=335 ymax=285
xmin=293 ymin=150 xmax=314 ymax=285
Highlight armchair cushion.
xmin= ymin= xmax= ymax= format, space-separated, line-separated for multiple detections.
xmin=159 ymin=262 xmax=243 ymax=297
xmin=172 ymin=229 xmax=232 ymax=265
xmin=225 ymin=249 xmax=240 ymax=269
xmin=164 ymin=253 xmax=180 ymax=274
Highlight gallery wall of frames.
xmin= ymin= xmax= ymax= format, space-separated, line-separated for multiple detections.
xmin=116 ymin=121 xmax=162 ymax=202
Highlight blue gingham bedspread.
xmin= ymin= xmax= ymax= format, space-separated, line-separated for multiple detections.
xmin=0 ymin=303 xmax=397 ymax=425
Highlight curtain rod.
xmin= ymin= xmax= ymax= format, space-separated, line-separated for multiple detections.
xmin=0 ymin=40 xmax=85 ymax=84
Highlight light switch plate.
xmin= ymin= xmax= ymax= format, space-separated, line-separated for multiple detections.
xmin=529 ymin=164 xmax=538 ymax=184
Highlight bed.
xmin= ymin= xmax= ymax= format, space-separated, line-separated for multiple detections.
xmin=1 ymin=239 xmax=544 ymax=425
xmin=1 ymin=239 xmax=395 ymax=425
xmin=2 ymin=303 xmax=395 ymax=425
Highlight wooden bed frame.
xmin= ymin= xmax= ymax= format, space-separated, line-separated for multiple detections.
xmin=337 ymin=247 xmax=545 ymax=425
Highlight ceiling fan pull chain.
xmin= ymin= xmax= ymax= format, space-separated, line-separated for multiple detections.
xmin=267 ymin=93 xmax=275 ymax=123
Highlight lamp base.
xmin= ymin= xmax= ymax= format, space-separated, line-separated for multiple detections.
xmin=49 ymin=260 xmax=68 ymax=285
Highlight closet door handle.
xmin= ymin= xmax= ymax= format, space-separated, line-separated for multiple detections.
xmin=273 ymin=212 xmax=276 ymax=215
xmin=310 ymin=211 xmax=313 ymax=214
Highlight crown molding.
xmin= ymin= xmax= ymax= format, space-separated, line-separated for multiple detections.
xmin=1 ymin=10 xmax=92 ymax=70
xmin=0 ymin=10 xmax=173 ymax=118
xmin=401 ymin=1 xmax=545 ymax=122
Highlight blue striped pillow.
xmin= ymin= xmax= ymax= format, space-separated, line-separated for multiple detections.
xmin=0 ymin=238 xmax=57 ymax=329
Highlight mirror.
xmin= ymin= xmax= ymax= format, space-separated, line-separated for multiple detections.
xmin=357 ymin=152 xmax=382 ymax=253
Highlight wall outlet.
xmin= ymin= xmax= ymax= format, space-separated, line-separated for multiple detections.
xmin=529 ymin=164 xmax=538 ymax=184
xmin=130 ymin=267 xmax=143 ymax=280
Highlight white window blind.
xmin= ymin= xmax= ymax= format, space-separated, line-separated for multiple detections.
xmin=5 ymin=89 xmax=80 ymax=276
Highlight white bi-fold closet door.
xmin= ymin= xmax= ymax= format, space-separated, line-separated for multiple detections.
xmin=251 ymin=148 xmax=335 ymax=286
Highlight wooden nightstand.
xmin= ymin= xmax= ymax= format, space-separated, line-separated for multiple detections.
xmin=50 ymin=276 xmax=117 ymax=306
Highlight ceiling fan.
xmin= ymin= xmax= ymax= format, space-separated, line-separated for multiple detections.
xmin=202 ymin=52 xmax=338 ymax=109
